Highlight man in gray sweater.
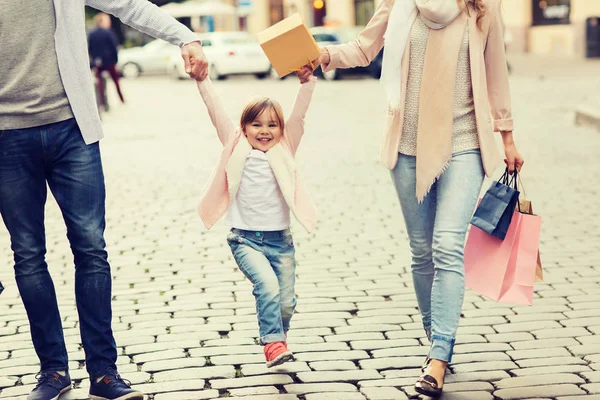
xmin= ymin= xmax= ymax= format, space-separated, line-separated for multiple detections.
xmin=0 ymin=1 xmax=207 ymax=399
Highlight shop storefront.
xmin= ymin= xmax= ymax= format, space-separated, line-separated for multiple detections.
xmin=504 ymin=0 xmax=600 ymax=58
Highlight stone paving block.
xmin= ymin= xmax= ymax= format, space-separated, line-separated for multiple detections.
xmin=444 ymin=370 xmax=511 ymax=383
xmin=360 ymin=387 xmax=408 ymax=400
xmin=380 ymin=368 xmax=425 ymax=379
xmin=557 ymin=396 xmax=600 ymax=400
xmin=452 ymin=361 xmax=519 ymax=373
xmin=493 ymin=384 xmax=586 ymax=399
xmin=284 ymin=383 xmax=359 ymax=394
xmin=209 ymin=354 xmax=265 ymax=365
xmin=309 ymin=361 xmax=358 ymax=371
xmin=140 ymin=357 xmax=206 ymax=372
xmin=486 ymin=332 xmax=535 ymax=343
xmin=358 ymin=357 xmax=423 ymax=370
xmin=325 ymin=333 xmax=385 ymax=342
xmin=241 ymin=362 xmax=311 ymax=376
xmin=132 ymin=349 xmax=186 ymax=364
xmin=153 ymin=390 xmax=220 ymax=400
xmin=133 ymin=379 xmax=206 ymax=395
xmin=532 ymin=327 xmax=592 ymax=339
xmin=493 ymin=321 xmax=562 ymax=334
xmin=455 ymin=334 xmax=488 ymax=344
xmin=153 ymin=366 xmax=235 ymax=382
xmin=516 ymin=357 xmax=587 ymax=368
xmin=506 ymin=313 xmax=567 ymax=323
xmin=424 ymin=391 xmax=491 ymax=400
xmin=350 ymin=339 xmax=419 ymax=350
xmin=510 ymin=365 xmax=591 ymax=376
xmin=290 ymin=342 xmax=350 ymax=353
xmin=305 ymin=392 xmax=366 ymax=400
xmin=582 ymin=371 xmax=600 ymax=382
xmin=189 ymin=345 xmax=263 ymax=357
xmin=567 ymin=344 xmax=600 ymax=356
xmin=506 ymin=347 xmax=572 ymax=360
xmin=495 ymin=374 xmax=585 ymax=389
xmin=451 ymin=352 xmax=511 ymax=365
xmin=228 ymin=386 xmax=280 ymax=396
xmin=335 ymin=325 xmax=403 ymax=334
xmin=443 ymin=381 xmax=494 ymax=392
xmin=210 ymin=374 xmax=293 ymax=390
xmin=384 ymin=330 xmax=426 ymax=340
xmin=370 ymin=346 xmax=428 ymax=358
xmin=584 ymin=383 xmax=600 ymax=394
xmin=511 ymin=338 xmax=579 ymax=350
xmin=296 ymin=370 xmax=382 ymax=383
xmin=295 ymin=350 xmax=370 ymax=362
xmin=223 ymin=395 xmax=298 ymax=400
xmin=453 ymin=343 xmax=512 ymax=354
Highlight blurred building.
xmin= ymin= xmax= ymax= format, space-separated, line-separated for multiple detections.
xmin=503 ymin=0 xmax=600 ymax=58
xmin=238 ymin=0 xmax=381 ymax=33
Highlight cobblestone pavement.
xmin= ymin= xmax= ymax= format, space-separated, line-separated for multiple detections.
xmin=1 ymin=57 xmax=600 ymax=400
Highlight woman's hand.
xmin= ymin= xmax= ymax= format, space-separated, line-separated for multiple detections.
xmin=296 ymin=64 xmax=314 ymax=84
xmin=501 ymin=131 xmax=524 ymax=173
xmin=313 ymin=47 xmax=331 ymax=69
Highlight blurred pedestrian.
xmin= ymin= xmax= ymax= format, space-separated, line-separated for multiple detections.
xmin=88 ymin=13 xmax=125 ymax=107
xmin=315 ymin=0 xmax=524 ymax=397
xmin=0 ymin=1 xmax=208 ymax=399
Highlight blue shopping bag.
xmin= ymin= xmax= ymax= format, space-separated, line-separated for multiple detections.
xmin=471 ymin=169 xmax=520 ymax=240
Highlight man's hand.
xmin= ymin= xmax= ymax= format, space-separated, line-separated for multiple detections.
xmin=181 ymin=41 xmax=208 ymax=81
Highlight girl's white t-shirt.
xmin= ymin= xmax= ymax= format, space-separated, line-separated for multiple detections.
xmin=227 ymin=149 xmax=290 ymax=231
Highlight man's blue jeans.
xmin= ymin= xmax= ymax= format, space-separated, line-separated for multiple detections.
xmin=391 ymin=149 xmax=485 ymax=362
xmin=227 ymin=228 xmax=297 ymax=345
xmin=0 ymin=118 xmax=117 ymax=378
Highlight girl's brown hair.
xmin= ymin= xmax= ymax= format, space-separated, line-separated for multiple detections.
xmin=462 ymin=0 xmax=487 ymax=30
xmin=240 ymin=98 xmax=285 ymax=132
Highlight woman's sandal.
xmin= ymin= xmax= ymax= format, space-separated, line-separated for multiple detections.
xmin=414 ymin=374 xmax=443 ymax=398
xmin=421 ymin=356 xmax=430 ymax=372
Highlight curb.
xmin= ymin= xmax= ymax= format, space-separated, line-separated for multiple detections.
xmin=575 ymin=104 xmax=600 ymax=131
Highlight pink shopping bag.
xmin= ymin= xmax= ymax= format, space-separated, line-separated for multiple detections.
xmin=464 ymin=210 xmax=542 ymax=305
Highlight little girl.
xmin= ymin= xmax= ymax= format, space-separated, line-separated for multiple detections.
xmin=194 ymin=65 xmax=317 ymax=367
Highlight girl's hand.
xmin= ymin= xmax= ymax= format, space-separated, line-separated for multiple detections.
xmin=501 ymin=131 xmax=524 ymax=173
xmin=296 ymin=64 xmax=314 ymax=84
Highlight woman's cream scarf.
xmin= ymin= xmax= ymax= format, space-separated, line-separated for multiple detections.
xmin=381 ymin=0 xmax=469 ymax=201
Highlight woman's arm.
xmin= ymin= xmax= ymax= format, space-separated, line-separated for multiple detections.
xmin=196 ymin=78 xmax=237 ymax=146
xmin=485 ymin=0 xmax=523 ymax=172
xmin=485 ymin=0 xmax=513 ymax=133
xmin=285 ymin=74 xmax=317 ymax=155
xmin=319 ymin=0 xmax=393 ymax=72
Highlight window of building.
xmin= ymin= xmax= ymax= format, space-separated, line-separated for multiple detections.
xmin=532 ymin=0 xmax=570 ymax=26
xmin=354 ymin=0 xmax=374 ymax=26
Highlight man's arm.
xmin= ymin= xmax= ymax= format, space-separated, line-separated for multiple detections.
xmin=86 ymin=0 xmax=208 ymax=79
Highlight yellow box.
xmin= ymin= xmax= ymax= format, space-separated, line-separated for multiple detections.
xmin=257 ymin=13 xmax=320 ymax=78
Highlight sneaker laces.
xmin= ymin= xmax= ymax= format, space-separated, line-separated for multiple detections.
xmin=34 ymin=372 xmax=63 ymax=389
xmin=102 ymin=368 xmax=132 ymax=387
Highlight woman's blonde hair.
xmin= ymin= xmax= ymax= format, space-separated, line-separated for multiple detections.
xmin=240 ymin=98 xmax=285 ymax=132
xmin=462 ymin=0 xmax=487 ymax=30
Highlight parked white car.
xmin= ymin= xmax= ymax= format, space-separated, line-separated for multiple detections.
xmin=168 ymin=31 xmax=272 ymax=80
xmin=117 ymin=39 xmax=179 ymax=78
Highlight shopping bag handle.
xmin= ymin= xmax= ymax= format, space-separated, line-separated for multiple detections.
xmin=500 ymin=168 xmax=522 ymax=213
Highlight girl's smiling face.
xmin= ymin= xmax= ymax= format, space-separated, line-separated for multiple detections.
xmin=243 ymin=108 xmax=283 ymax=152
